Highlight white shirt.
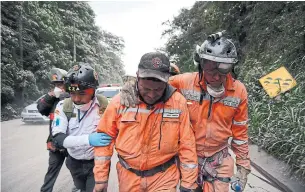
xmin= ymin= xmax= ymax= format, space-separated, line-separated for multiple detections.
xmin=52 ymin=97 xmax=101 ymax=160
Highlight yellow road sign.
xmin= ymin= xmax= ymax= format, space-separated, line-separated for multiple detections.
xmin=259 ymin=66 xmax=297 ymax=98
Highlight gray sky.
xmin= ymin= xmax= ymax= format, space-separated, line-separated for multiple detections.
xmin=89 ymin=1 xmax=195 ymax=75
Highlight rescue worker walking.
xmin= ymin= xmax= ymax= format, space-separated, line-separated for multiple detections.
xmin=37 ymin=68 xmax=72 ymax=192
xmin=120 ymin=32 xmax=251 ymax=192
xmin=93 ymin=52 xmax=198 ymax=192
xmin=51 ymin=63 xmax=111 ymax=192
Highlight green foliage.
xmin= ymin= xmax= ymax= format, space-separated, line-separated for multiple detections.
xmin=163 ymin=1 xmax=305 ymax=178
xmin=1 ymin=1 xmax=125 ymax=120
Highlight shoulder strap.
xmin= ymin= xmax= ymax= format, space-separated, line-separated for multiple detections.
xmin=62 ymin=98 xmax=74 ymax=122
xmin=96 ymin=94 xmax=109 ymax=116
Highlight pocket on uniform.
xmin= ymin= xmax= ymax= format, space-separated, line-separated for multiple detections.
xmin=160 ymin=118 xmax=180 ymax=154
xmin=68 ymin=118 xmax=79 ymax=131
xmin=83 ymin=120 xmax=100 ymax=134
xmin=210 ymin=105 xmax=235 ymax=142
xmin=116 ymin=116 xmax=140 ymax=156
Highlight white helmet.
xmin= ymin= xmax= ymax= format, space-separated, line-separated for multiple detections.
xmin=194 ymin=31 xmax=238 ymax=66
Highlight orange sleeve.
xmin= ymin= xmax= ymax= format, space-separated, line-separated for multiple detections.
xmin=178 ymin=97 xmax=198 ymax=189
xmin=93 ymin=96 xmax=120 ymax=184
xmin=169 ymin=75 xmax=181 ymax=91
xmin=231 ymin=84 xmax=251 ymax=171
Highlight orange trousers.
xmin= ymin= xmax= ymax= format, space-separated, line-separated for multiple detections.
xmin=116 ymin=162 xmax=179 ymax=192
xmin=202 ymin=155 xmax=234 ymax=192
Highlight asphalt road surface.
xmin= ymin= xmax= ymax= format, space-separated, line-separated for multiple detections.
xmin=1 ymin=119 xmax=280 ymax=192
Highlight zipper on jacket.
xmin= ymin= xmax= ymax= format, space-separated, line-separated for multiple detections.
xmin=158 ymin=104 xmax=165 ymax=150
xmin=158 ymin=112 xmax=164 ymax=150
xmin=207 ymin=96 xmax=213 ymax=118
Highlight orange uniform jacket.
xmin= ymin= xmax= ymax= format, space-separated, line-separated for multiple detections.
xmin=94 ymin=86 xmax=198 ymax=189
xmin=169 ymin=72 xmax=250 ymax=170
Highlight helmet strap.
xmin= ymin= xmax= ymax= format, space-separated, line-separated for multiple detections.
xmin=198 ymin=63 xmax=205 ymax=105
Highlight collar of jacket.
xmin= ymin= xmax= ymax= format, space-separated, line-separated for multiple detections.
xmin=92 ymin=96 xmax=101 ymax=107
xmin=163 ymin=84 xmax=177 ymax=102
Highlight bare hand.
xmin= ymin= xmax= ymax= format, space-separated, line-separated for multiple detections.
xmin=120 ymin=76 xmax=138 ymax=107
xmin=48 ymin=91 xmax=55 ymax=97
xmin=93 ymin=183 xmax=108 ymax=192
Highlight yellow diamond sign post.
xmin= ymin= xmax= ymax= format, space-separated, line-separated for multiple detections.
xmin=259 ymin=66 xmax=297 ymax=98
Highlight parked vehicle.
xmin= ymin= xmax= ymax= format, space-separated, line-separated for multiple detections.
xmin=21 ymin=95 xmax=49 ymax=124
xmin=96 ymin=84 xmax=122 ymax=101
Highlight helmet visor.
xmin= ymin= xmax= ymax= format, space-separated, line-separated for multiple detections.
xmin=217 ymin=63 xmax=233 ymax=74
xmin=201 ymin=59 xmax=233 ymax=75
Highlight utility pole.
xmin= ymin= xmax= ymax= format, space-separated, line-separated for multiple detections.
xmin=19 ymin=1 xmax=24 ymax=69
xmin=19 ymin=1 xmax=25 ymax=105
xmin=73 ymin=22 xmax=76 ymax=62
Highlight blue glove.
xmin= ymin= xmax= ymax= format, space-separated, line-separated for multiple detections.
xmin=231 ymin=180 xmax=242 ymax=192
xmin=89 ymin=133 xmax=112 ymax=147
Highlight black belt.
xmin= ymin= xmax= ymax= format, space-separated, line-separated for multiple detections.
xmin=68 ymin=155 xmax=94 ymax=163
xmin=203 ymin=175 xmax=231 ymax=183
xmin=118 ymin=155 xmax=176 ymax=177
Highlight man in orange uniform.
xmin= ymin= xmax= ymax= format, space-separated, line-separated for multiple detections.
xmin=120 ymin=32 xmax=251 ymax=192
xmin=93 ymin=52 xmax=198 ymax=192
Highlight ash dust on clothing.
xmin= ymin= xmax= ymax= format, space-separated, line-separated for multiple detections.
xmin=52 ymin=97 xmax=101 ymax=160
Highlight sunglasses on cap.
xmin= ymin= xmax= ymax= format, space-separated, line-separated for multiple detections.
xmin=202 ymin=60 xmax=233 ymax=75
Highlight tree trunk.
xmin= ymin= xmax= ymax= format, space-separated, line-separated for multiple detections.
xmin=18 ymin=1 xmax=25 ymax=106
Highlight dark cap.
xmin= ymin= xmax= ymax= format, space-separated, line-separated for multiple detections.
xmin=138 ymin=52 xmax=170 ymax=82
